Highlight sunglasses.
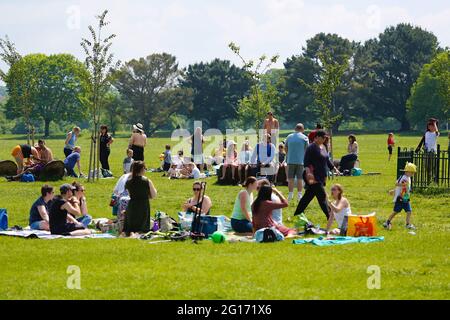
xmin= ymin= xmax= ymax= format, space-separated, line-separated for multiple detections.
xmin=193 ymin=188 xmax=201 ymax=191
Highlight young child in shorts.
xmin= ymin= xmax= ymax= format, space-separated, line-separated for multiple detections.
xmin=384 ymin=162 xmax=417 ymax=230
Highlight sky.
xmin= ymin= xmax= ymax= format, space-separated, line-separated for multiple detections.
xmin=0 ymin=0 xmax=449 ymax=79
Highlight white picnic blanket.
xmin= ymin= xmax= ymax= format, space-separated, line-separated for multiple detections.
xmin=0 ymin=229 xmax=116 ymax=240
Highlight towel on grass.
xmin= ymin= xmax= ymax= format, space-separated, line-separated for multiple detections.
xmin=293 ymin=236 xmax=384 ymax=246
xmin=0 ymin=229 xmax=116 ymax=240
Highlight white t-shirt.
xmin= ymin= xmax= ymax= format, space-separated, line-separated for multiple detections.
xmin=271 ymin=194 xmax=283 ymax=225
xmin=424 ymin=131 xmax=439 ymax=152
xmin=334 ymin=205 xmax=351 ymax=229
xmin=191 ymin=167 xmax=201 ymax=179
xmin=114 ymin=173 xmax=131 ymax=196
xmin=393 ymin=175 xmax=411 ymax=202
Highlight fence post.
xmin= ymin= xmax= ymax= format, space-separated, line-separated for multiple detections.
xmin=436 ymin=144 xmax=441 ymax=184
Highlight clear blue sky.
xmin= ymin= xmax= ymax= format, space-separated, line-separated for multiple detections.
xmin=1 ymin=0 xmax=449 ymax=77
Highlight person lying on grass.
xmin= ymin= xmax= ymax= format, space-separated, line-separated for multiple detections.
xmin=384 ymin=162 xmax=417 ymax=231
xmin=182 ymin=181 xmax=212 ymax=215
xmin=49 ymin=184 xmax=91 ymax=236
xmin=230 ymin=176 xmax=258 ymax=234
xmin=71 ymin=182 xmax=92 ymax=228
xmin=29 ymin=185 xmax=55 ymax=231
xmin=251 ymin=185 xmax=296 ymax=237
xmin=325 ymin=184 xmax=352 ymax=236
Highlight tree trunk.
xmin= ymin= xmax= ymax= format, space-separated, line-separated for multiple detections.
xmin=44 ymin=119 xmax=51 ymax=138
xmin=400 ymin=116 xmax=411 ymax=131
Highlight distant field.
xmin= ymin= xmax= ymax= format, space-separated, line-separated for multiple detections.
xmin=0 ymin=132 xmax=449 ymax=300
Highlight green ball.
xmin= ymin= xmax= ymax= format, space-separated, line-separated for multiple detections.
xmin=211 ymin=231 xmax=226 ymax=243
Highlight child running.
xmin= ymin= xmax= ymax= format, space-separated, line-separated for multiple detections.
xmin=384 ymin=162 xmax=417 ymax=231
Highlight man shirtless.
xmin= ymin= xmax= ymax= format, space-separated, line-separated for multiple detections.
xmin=263 ymin=111 xmax=279 ymax=146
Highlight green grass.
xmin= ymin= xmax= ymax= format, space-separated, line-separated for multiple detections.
xmin=0 ymin=132 xmax=449 ymax=300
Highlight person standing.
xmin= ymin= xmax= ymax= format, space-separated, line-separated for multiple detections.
xmin=129 ymin=123 xmax=147 ymax=161
xmin=285 ymin=123 xmax=309 ymax=202
xmin=124 ymin=161 xmax=157 ymax=236
xmin=99 ymin=125 xmax=114 ymax=171
xmin=263 ymin=111 xmax=280 ymax=145
xmin=308 ymin=123 xmax=323 ymax=144
xmin=64 ymin=127 xmax=81 ymax=158
xmin=387 ymin=133 xmax=395 ymax=161
xmin=294 ymin=130 xmax=340 ymax=219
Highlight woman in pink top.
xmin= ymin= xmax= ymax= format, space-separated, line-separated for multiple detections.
xmin=251 ymin=185 xmax=296 ymax=236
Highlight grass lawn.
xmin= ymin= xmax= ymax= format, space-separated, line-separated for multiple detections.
xmin=0 ymin=132 xmax=449 ymax=300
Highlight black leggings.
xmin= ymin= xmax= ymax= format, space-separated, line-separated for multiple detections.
xmin=294 ymin=183 xmax=330 ymax=219
xmin=100 ymin=148 xmax=111 ymax=170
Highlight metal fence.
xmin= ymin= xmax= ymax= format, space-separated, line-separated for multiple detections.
xmin=397 ymin=145 xmax=450 ymax=190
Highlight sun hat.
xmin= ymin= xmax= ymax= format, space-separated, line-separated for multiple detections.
xmin=133 ymin=123 xmax=144 ymax=133
xmin=401 ymin=162 xmax=417 ymax=173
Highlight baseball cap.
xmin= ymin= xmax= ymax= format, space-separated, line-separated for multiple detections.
xmin=60 ymin=183 xmax=76 ymax=194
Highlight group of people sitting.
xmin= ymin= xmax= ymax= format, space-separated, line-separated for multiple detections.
xmin=7 ymin=140 xmax=54 ymax=181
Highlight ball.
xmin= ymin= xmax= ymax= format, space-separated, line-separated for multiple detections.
xmin=211 ymin=231 xmax=226 ymax=244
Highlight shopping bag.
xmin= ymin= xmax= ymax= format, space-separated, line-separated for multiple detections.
xmin=0 ymin=209 xmax=8 ymax=231
xmin=347 ymin=213 xmax=376 ymax=237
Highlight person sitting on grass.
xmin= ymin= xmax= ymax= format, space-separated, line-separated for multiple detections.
xmin=231 ymin=176 xmax=258 ymax=234
xmin=64 ymin=146 xmax=83 ymax=178
xmin=257 ymin=179 xmax=285 ymax=226
xmin=182 ymin=181 xmax=212 ymax=215
xmin=29 ymin=185 xmax=55 ymax=231
xmin=123 ymin=149 xmax=134 ymax=174
xmin=238 ymin=141 xmax=252 ymax=184
xmin=384 ymin=162 xmax=417 ymax=231
xmin=251 ymin=185 xmax=296 ymax=237
xmin=124 ymin=161 xmax=158 ymax=237
xmin=325 ymin=184 xmax=352 ymax=236
xmin=220 ymin=140 xmax=239 ymax=182
xmin=11 ymin=144 xmax=41 ymax=174
xmin=49 ymin=184 xmax=91 ymax=236
xmin=71 ymin=182 xmax=92 ymax=227
xmin=180 ymin=162 xmax=201 ymax=179
xmin=167 ymin=163 xmax=180 ymax=179
xmin=275 ymin=143 xmax=287 ymax=184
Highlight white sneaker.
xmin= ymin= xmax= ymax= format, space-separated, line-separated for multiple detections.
xmin=406 ymin=224 xmax=416 ymax=230
xmin=297 ymin=193 xmax=303 ymax=201
xmin=288 ymin=193 xmax=294 ymax=202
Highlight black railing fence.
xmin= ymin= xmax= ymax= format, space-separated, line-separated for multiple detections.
xmin=397 ymin=145 xmax=450 ymax=190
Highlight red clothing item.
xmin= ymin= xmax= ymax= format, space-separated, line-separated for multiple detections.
xmin=252 ymin=199 xmax=294 ymax=236
xmin=387 ymin=137 xmax=395 ymax=146
xmin=308 ymin=130 xmax=317 ymax=143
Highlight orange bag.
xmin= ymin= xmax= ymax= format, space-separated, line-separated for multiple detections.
xmin=347 ymin=213 xmax=377 ymax=237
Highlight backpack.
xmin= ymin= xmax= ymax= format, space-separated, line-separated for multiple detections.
xmin=0 ymin=209 xmax=8 ymax=231
xmin=262 ymin=228 xmax=277 ymax=243
xmin=20 ymin=173 xmax=35 ymax=183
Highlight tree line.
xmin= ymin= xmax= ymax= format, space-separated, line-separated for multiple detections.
xmin=0 ymin=22 xmax=449 ymax=138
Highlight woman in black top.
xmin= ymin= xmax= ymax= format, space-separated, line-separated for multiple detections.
xmin=49 ymin=184 xmax=91 ymax=236
xmin=294 ymin=130 xmax=340 ymax=219
xmin=99 ymin=125 xmax=114 ymax=171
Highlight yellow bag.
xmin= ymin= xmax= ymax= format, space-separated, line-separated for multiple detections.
xmin=347 ymin=213 xmax=377 ymax=237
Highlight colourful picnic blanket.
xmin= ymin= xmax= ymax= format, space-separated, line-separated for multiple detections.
xmin=293 ymin=236 xmax=384 ymax=246
xmin=0 ymin=229 xmax=116 ymax=240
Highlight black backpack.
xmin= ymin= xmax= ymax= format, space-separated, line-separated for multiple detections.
xmin=262 ymin=228 xmax=277 ymax=243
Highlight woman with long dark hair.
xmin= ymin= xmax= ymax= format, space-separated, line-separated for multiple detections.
xmin=99 ymin=125 xmax=114 ymax=171
xmin=251 ymin=185 xmax=295 ymax=236
xmin=124 ymin=161 xmax=157 ymax=236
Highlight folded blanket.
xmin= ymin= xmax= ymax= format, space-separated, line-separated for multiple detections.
xmin=293 ymin=236 xmax=384 ymax=246
xmin=0 ymin=229 xmax=116 ymax=239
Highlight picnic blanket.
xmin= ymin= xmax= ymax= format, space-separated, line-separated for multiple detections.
xmin=293 ymin=236 xmax=384 ymax=246
xmin=0 ymin=229 xmax=116 ymax=240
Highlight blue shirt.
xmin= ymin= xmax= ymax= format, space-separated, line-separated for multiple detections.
xmin=285 ymin=132 xmax=309 ymax=165
xmin=29 ymin=197 xmax=51 ymax=225
xmin=65 ymin=131 xmax=77 ymax=149
xmin=64 ymin=152 xmax=80 ymax=169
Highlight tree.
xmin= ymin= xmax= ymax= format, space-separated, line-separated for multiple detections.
xmin=81 ymin=10 xmax=120 ymax=181
xmin=4 ymin=54 xmax=43 ymax=144
xmin=300 ymin=52 xmax=349 ymax=158
xmin=102 ymin=91 xmax=128 ymax=135
xmin=283 ymin=33 xmax=358 ymax=130
xmin=407 ymin=50 xmax=450 ymax=129
xmin=369 ymin=23 xmax=439 ymax=131
xmin=229 ymin=42 xmax=279 ymax=137
xmin=181 ymin=59 xmax=251 ymax=129
xmin=0 ymin=35 xmax=22 ymax=81
xmin=112 ymin=53 xmax=193 ymax=135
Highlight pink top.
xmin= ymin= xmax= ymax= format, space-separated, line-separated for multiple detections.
xmin=252 ymin=199 xmax=293 ymax=236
